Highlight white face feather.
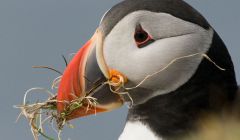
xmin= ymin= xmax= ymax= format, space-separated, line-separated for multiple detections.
xmin=103 ymin=11 xmax=214 ymax=103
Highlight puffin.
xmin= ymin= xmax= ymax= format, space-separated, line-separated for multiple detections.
xmin=56 ymin=0 xmax=239 ymax=139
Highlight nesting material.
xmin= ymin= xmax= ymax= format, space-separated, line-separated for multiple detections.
xmin=14 ymin=71 xmax=125 ymax=140
xmin=15 ymin=81 xmax=104 ymax=140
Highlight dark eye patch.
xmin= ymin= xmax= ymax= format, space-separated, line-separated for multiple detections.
xmin=134 ymin=25 xmax=154 ymax=48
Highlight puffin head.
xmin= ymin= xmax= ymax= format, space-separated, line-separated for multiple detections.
xmin=57 ymin=0 xmax=237 ymax=123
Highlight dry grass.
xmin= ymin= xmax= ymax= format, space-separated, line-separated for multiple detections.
xmin=14 ymin=63 xmax=104 ymax=140
xmin=14 ymin=83 xmax=102 ymax=140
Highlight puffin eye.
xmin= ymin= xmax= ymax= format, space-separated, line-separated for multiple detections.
xmin=134 ymin=25 xmax=154 ymax=48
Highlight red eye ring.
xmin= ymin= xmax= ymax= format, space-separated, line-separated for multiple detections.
xmin=134 ymin=25 xmax=154 ymax=48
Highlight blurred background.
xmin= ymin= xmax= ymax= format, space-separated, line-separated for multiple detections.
xmin=0 ymin=0 xmax=239 ymax=139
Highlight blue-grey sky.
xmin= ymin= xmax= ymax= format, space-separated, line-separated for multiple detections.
xmin=0 ymin=0 xmax=239 ymax=140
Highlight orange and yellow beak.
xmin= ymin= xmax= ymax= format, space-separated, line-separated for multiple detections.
xmin=57 ymin=30 xmax=126 ymax=120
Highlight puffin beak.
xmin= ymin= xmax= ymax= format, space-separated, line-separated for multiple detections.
xmin=57 ymin=29 xmax=126 ymax=120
